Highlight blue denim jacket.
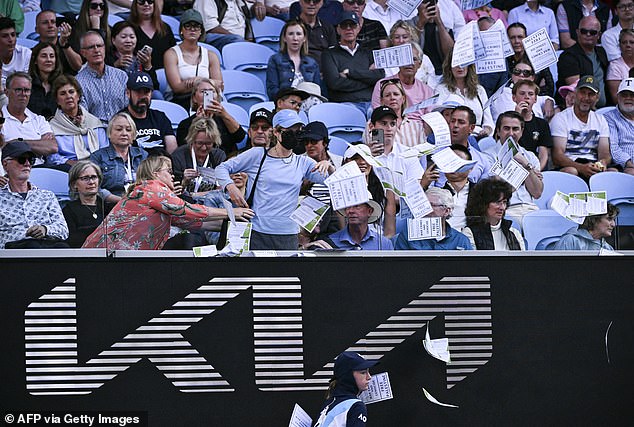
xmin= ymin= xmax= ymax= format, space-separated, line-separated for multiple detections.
xmin=90 ymin=144 xmax=148 ymax=197
xmin=266 ymin=52 xmax=321 ymax=100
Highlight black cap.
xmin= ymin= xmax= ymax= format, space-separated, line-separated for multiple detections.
xmin=334 ymin=352 xmax=378 ymax=380
xmin=577 ymin=75 xmax=600 ymax=93
xmin=127 ymin=71 xmax=154 ymax=90
xmin=303 ymin=121 xmax=328 ymax=140
xmin=250 ymin=108 xmax=273 ymax=125
xmin=338 ymin=11 xmax=360 ymax=25
xmin=274 ymin=87 xmax=309 ymax=102
xmin=2 ymin=140 xmax=35 ymax=161
xmin=370 ymin=106 xmax=398 ymax=123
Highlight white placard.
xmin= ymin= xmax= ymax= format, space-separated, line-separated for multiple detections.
xmin=406 ymin=216 xmax=444 ymax=240
xmin=373 ymin=44 xmax=414 ymax=69
xmin=324 ymin=160 xmax=363 ymax=185
xmin=288 ymin=404 xmax=312 ymax=427
xmin=452 ymin=21 xmax=477 ymax=67
xmin=423 ymin=322 xmax=451 ymax=363
xmin=491 ymin=158 xmax=529 ymax=190
xmin=422 ymin=388 xmax=459 ymax=408
xmin=422 ymin=111 xmax=451 ymax=147
xmin=400 ymin=142 xmax=438 ymax=159
xmin=585 ymin=191 xmax=608 ymax=215
xmin=431 ymin=147 xmax=478 ymax=173
xmin=359 ymin=372 xmax=393 ymax=405
xmin=403 ymin=179 xmax=433 ymax=218
xmin=222 ymin=198 xmax=236 ymax=225
xmin=226 ymin=221 xmax=252 ymax=253
xmin=290 ymin=196 xmax=330 ymax=233
xmin=387 ymin=0 xmax=424 ymax=18
xmin=476 ymin=31 xmax=506 ymax=75
xmin=403 ymin=94 xmax=440 ymax=115
xmin=328 ymin=176 xmax=369 ymax=211
xmin=521 ymin=27 xmax=557 ymax=73
xmin=374 ymin=166 xmax=406 ymax=197
xmin=487 ymin=19 xmax=514 ymax=58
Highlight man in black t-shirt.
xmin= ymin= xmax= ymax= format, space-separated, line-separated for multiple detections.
xmin=124 ymin=71 xmax=177 ymax=156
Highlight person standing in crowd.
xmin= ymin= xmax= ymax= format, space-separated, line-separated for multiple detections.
xmin=322 ymin=12 xmax=385 ymax=115
xmin=295 ymin=0 xmax=337 ymax=67
xmin=462 ymin=178 xmax=525 ymax=251
xmin=341 ymin=0 xmax=388 ymax=51
xmin=0 ymin=140 xmax=69 ymax=249
xmin=550 ymin=76 xmax=613 ymax=179
xmin=551 ymin=203 xmax=620 ymax=251
xmin=265 ymin=20 xmax=321 ymax=100
xmin=0 ymin=17 xmax=31 ymax=90
xmin=604 ymin=78 xmax=634 ymax=175
xmin=507 ymin=0 xmax=559 ymax=50
xmin=129 ymin=0 xmax=177 ymax=70
xmin=314 ymin=351 xmax=376 ymax=427
xmin=216 ymin=109 xmax=334 ymax=250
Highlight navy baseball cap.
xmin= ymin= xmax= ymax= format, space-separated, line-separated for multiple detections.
xmin=127 ymin=71 xmax=154 ymax=90
xmin=303 ymin=121 xmax=328 ymax=140
xmin=338 ymin=11 xmax=360 ymax=26
xmin=2 ymin=140 xmax=35 ymax=161
xmin=334 ymin=352 xmax=378 ymax=379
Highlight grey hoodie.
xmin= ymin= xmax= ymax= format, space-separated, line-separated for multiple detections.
xmin=551 ymin=227 xmax=614 ymax=251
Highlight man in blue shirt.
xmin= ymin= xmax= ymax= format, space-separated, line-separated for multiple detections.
xmin=328 ymin=195 xmax=394 ymax=250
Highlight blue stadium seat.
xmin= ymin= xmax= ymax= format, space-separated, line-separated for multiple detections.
xmin=199 ymin=42 xmax=223 ymax=68
xmin=150 ymin=100 xmax=189 ymax=131
xmin=611 ymin=198 xmax=634 ymax=226
xmin=248 ymin=101 xmax=275 ymax=116
xmin=21 ymin=11 xmax=38 ymax=39
xmin=222 ymin=42 xmax=275 ymax=87
xmin=522 ymin=210 xmax=577 ymax=250
xmin=534 ymin=171 xmax=589 ymax=210
xmin=155 ymin=68 xmax=169 ymax=95
xmin=589 ymin=171 xmax=634 ymax=200
xmin=222 ymin=102 xmax=249 ymax=130
xmin=17 ymin=38 xmax=38 ymax=49
xmin=108 ymin=14 xmax=124 ymax=26
xmin=308 ymin=103 xmax=367 ymax=142
xmin=250 ymin=17 xmax=285 ymax=51
xmin=328 ymin=136 xmax=349 ymax=157
xmin=222 ymin=70 xmax=268 ymax=113
xmin=162 ymin=15 xmax=181 ymax=40
xmin=29 ymin=168 xmax=71 ymax=206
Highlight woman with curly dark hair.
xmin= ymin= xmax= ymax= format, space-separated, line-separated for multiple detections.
xmin=462 ymin=178 xmax=525 ymax=251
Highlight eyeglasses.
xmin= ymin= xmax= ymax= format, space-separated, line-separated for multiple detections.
xmin=193 ymin=140 xmax=214 ymax=147
xmin=10 ymin=155 xmax=36 ymax=165
xmin=617 ymin=3 xmax=634 ymax=10
xmin=579 ymin=28 xmax=599 ymax=36
xmin=491 ymin=199 xmax=509 ymax=207
xmin=512 ymin=68 xmax=533 ymax=77
xmin=431 ymin=203 xmax=449 ymax=209
xmin=157 ymin=168 xmax=173 ymax=174
xmin=344 ymin=0 xmax=366 ymax=4
xmin=137 ymin=0 xmax=154 ymax=4
xmin=11 ymin=87 xmax=32 ymax=94
xmin=81 ymin=43 xmax=105 ymax=50
xmin=77 ymin=175 xmax=99 ymax=182
xmin=89 ymin=2 xmax=105 ymax=10
xmin=302 ymin=0 xmax=321 ymax=3
xmin=183 ymin=22 xmax=202 ymax=31
xmin=250 ymin=124 xmax=271 ymax=131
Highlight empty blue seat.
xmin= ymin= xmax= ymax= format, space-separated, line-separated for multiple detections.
xmin=17 ymin=38 xmax=38 ymax=49
xmin=222 ymin=102 xmax=249 ymax=130
xmin=534 ymin=171 xmax=589 ymax=210
xmin=222 ymin=70 xmax=268 ymax=113
xmin=222 ymin=42 xmax=275 ymax=87
xmin=150 ymin=100 xmax=189 ymax=131
xmin=108 ymin=14 xmax=124 ymax=26
xmin=155 ymin=68 xmax=170 ymax=95
xmin=328 ymin=136 xmax=349 ymax=157
xmin=589 ymin=172 xmax=634 ymax=200
xmin=29 ymin=168 xmax=71 ymax=206
xmin=161 ymin=15 xmax=181 ymax=40
xmin=308 ymin=103 xmax=367 ymax=142
xmin=523 ymin=210 xmax=578 ymax=250
xmin=20 ymin=11 xmax=38 ymax=39
xmin=250 ymin=17 xmax=285 ymax=51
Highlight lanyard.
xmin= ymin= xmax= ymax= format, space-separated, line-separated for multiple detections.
xmin=191 ymin=147 xmax=210 ymax=193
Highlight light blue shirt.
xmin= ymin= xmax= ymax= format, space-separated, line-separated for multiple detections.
xmin=508 ymin=3 xmax=560 ymax=46
xmin=329 ymin=226 xmax=394 ymax=250
xmin=47 ymin=128 xmax=108 ymax=165
xmin=604 ymin=107 xmax=634 ymax=167
xmin=77 ymin=65 xmax=128 ymax=124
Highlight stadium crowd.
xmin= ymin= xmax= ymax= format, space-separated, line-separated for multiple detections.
xmin=0 ymin=0 xmax=633 ymax=252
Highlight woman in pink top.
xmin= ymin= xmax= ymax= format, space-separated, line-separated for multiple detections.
xmin=463 ymin=3 xmax=508 ymax=27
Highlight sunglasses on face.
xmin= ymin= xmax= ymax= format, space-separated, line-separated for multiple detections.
xmin=344 ymin=0 xmax=366 ymax=4
xmin=183 ymin=22 xmax=202 ymax=31
xmin=11 ymin=155 xmax=36 ymax=165
xmin=579 ymin=28 xmax=599 ymax=36
xmin=512 ymin=68 xmax=533 ymax=77
xmin=89 ymin=2 xmax=105 ymax=10
xmin=137 ymin=0 xmax=154 ymax=5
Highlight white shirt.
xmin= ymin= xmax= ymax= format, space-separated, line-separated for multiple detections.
xmin=550 ymin=107 xmax=610 ymax=161
xmin=1 ymin=105 xmax=53 ymax=166
xmin=489 ymin=86 xmax=555 ymax=123
xmin=1 ymin=45 xmax=31 ymax=89
xmin=437 ymin=0 xmax=466 ymax=36
xmin=376 ymin=141 xmax=425 ymax=182
xmin=601 ymin=22 xmax=625 ymax=62
xmin=363 ymin=0 xmax=416 ymax=34
xmin=194 ymin=0 xmax=248 ymax=36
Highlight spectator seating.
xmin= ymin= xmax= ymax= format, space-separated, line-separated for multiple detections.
xmin=589 ymin=172 xmax=634 ymax=200
xmin=29 ymin=168 xmax=71 ymax=206
xmin=108 ymin=14 xmax=124 ymax=26
xmin=249 ymin=101 xmax=275 ymax=115
xmin=250 ymin=17 xmax=286 ymax=51
xmin=222 ymin=42 xmax=275 ymax=87
xmin=17 ymin=38 xmax=38 ymax=49
xmin=222 ymin=102 xmax=249 ymax=130
xmin=534 ymin=171 xmax=589 ymax=210
xmin=523 ymin=210 xmax=577 ymax=250
xmin=199 ymin=42 xmax=223 ymax=68
xmin=328 ymin=136 xmax=349 ymax=157
xmin=150 ymin=100 xmax=188 ymax=132
xmin=162 ymin=15 xmax=181 ymax=40
xmin=308 ymin=103 xmax=366 ymax=142
xmin=21 ymin=11 xmax=38 ymax=39
xmin=222 ymin=70 xmax=268 ymax=113
xmin=155 ymin=68 xmax=169 ymax=95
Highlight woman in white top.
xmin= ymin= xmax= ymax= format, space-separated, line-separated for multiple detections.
xmin=164 ymin=9 xmax=222 ymax=109
xmin=435 ymin=49 xmax=494 ymax=138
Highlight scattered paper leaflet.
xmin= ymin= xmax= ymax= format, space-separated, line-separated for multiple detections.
xmin=407 ymin=217 xmax=444 ymax=241
xmin=423 ymin=322 xmax=451 ymax=363
xmin=388 ymin=0 xmax=424 ymax=18
xmin=288 ymin=403 xmax=312 ymax=427
xmin=359 ymin=372 xmax=393 ymax=405
xmin=400 ymin=142 xmax=438 ymax=159
xmin=402 ymin=179 xmax=433 ymax=218
xmin=422 ymin=111 xmax=451 ymax=147
xmin=551 ymin=191 xmax=607 ymax=223
xmin=403 ymin=94 xmax=439 ymax=115
xmin=192 ymin=245 xmax=218 ymax=258
xmin=422 ymin=388 xmax=459 ymax=408
xmin=431 ymin=147 xmax=478 ymax=174
xmin=374 ymin=166 xmax=405 ymax=197
xmin=373 ymin=44 xmax=413 ymax=69
xmin=490 ymin=138 xmax=529 ymax=190
xmin=290 ymin=196 xmax=330 ymax=233
xmin=476 ymin=31 xmax=506 ymax=75
xmin=220 ymin=221 xmax=251 ymax=256
xmin=325 ymin=161 xmax=370 ymax=211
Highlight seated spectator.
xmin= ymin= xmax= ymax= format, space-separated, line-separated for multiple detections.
xmin=297 ymin=81 xmax=328 ymax=112
xmin=551 ymin=203 xmax=619 ymax=251
xmin=244 ymin=107 xmax=273 ymax=149
xmin=48 ymin=75 xmax=108 ymax=169
xmin=110 ymin=21 xmax=157 ymax=91
xmin=601 ymin=0 xmax=634 ymax=62
xmin=556 ymin=0 xmax=614 ymax=49
xmin=266 ymin=20 xmax=321 ymax=100
xmin=482 ymin=111 xmax=543 ymax=227
xmin=604 ymin=78 xmax=634 ymax=175
xmin=507 ymin=0 xmax=559 ymax=50
xmin=172 ymin=116 xmax=226 ymax=197
xmin=0 ymin=140 xmax=69 ymax=249
xmin=0 ymin=17 xmax=31 ymax=90
xmin=322 ymin=11 xmax=385 ymax=115
xmin=1 ymin=72 xmax=57 ymax=166
xmin=462 ymin=178 xmax=525 ymax=250
xmin=328 ymin=194 xmax=394 ymax=250
xmin=394 ymin=187 xmax=472 ymax=250
xmin=216 ymin=109 xmax=335 ymax=250
xmin=63 ymin=0 xmax=114 ymax=71
xmin=251 ymin=0 xmax=291 ymax=21
xmin=341 ymin=0 xmax=388 ymax=51
xmin=550 ymin=75 xmax=614 ymax=179
xmin=295 ymin=0 xmax=337 ymax=67
xmin=290 ymin=0 xmax=343 ymax=26
xmin=511 ymin=79 xmax=553 ymax=171
xmin=556 ymin=16 xmax=609 ymax=108
xmin=90 ymin=112 xmax=148 ymax=200
xmin=606 ymin=29 xmax=634 ymax=102
xmin=82 ymin=155 xmax=254 ymax=249
xmin=27 ymin=42 xmax=61 ymax=119
xmin=506 ymin=22 xmax=555 ymax=98
xmin=164 ymin=9 xmax=223 ymax=110
xmin=35 ymin=10 xmax=78 ymax=74
xmin=123 ymin=71 xmax=177 ymax=155
xmin=558 ymin=81 xmax=578 ymax=109
xmin=76 ymin=31 xmax=128 ymax=124
xmin=490 ymin=59 xmax=557 ymax=123
xmin=176 ymin=78 xmax=245 ymax=154
xmin=384 ymin=21 xmax=436 ymax=88
xmin=432 ymin=144 xmax=474 ymax=230
xmin=129 ymin=0 xmax=177 ymax=70
xmin=0 ymin=1 xmax=24 ymax=35
xmin=435 ymin=50 xmax=494 ymax=138
xmin=274 ymin=87 xmax=309 ymax=113
xmin=62 ymin=160 xmax=115 ymax=247
xmin=194 ymin=0 xmax=252 ymax=51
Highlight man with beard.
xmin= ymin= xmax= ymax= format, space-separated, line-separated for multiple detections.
xmin=123 ymin=71 xmax=177 ymax=156
xmin=604 ymin=78 xmax=634 ymax=175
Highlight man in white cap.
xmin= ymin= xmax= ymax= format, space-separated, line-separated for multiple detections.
xmin=604 ymin=78 xmax=634 ymax=175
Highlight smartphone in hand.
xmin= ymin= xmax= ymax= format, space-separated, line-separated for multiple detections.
xmin=370 ymin=128 xmax=385 ymax=156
